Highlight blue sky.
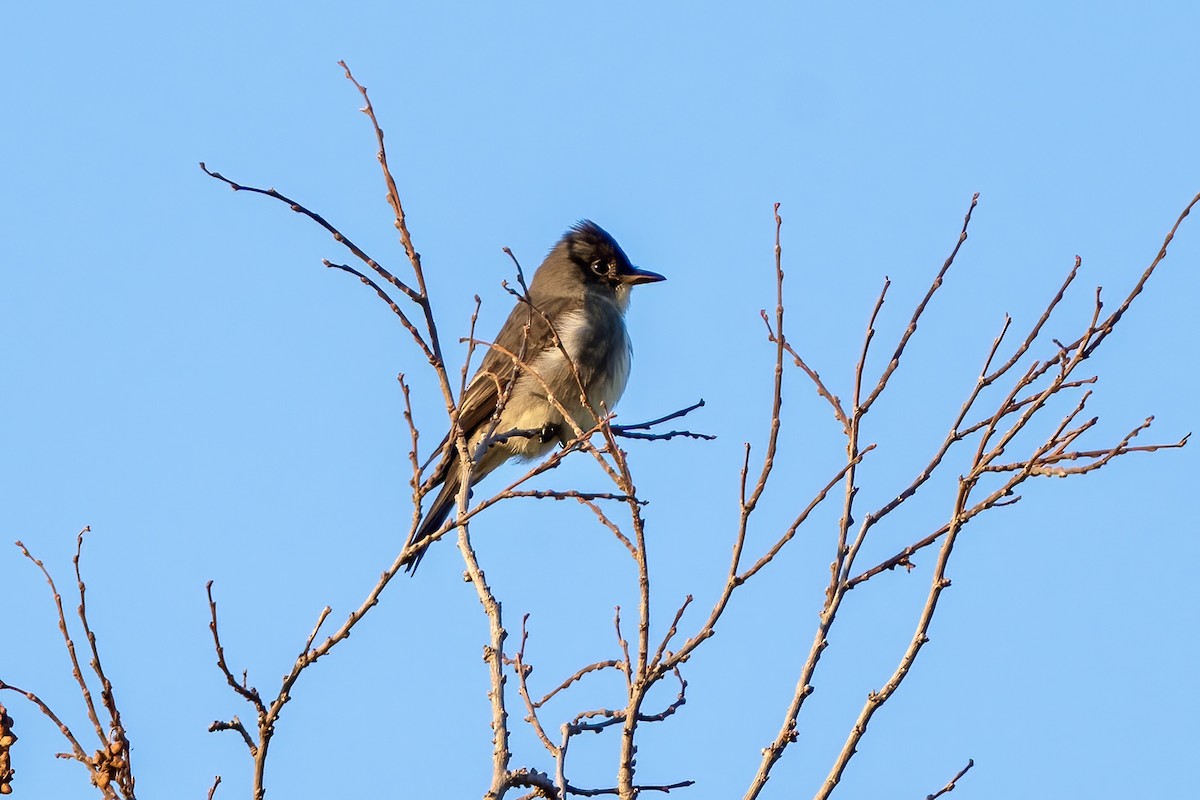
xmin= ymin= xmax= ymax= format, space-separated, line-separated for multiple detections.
xmin=3 ymin=2 xmax=1198 ymax=798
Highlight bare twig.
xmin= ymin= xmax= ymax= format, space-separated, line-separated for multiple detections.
xmin=16 ymin=538 xmax=106 ymax=743
xmin=198 ymin=165 xmax=419 ymax=300
xmin=508 ymin=489 xmax=646 ymax=505
xmin=207 ymin=718 xmax=255 ymax=755
xmin=337 ymin=61 xmax=425 ymax=289
xmin=1081 ymin=192 xmax=1200 ymax=357
xmin=611 ymin=400 xmax=715 ymax=441
xmin=510 ymin=616 xmax=557 ymax=755
xmin=863 ymin=193 xmax=979 ymax=411
xmin=663 ymin=448 xmax=872 ymax=673
xmin=763 ymin=310 xmax=850 ymax=433
xmin=4 ymin=535 xmax=134 ymax=798
xmin=564 ymin=779 xmax=696 ymax=797
xmin=205 ymin=583 xmax=264 ymax=713
xmin=649 ymin=595 xmax=693 ymax=673
xmin=457 ymin=519 xmax=514 ymax=799
xmin=610 ymin=399 xmax=706 ymax=432
xmin=0 ymin=681 xmax=88 ymax=766
xmin=536 ymin=661 xmax=626 ymax=709
xmin=613 ymin=608 xmax=633 ymax=691
xmin=816 ymin=476 xmax=972 ymax=799
xmin=926 ymin=758 xmax=975 ymax=800
xmin=72 ymin=530 xmax=134 ymax=797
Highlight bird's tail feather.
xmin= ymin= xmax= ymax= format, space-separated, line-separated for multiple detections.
xmin=402 ymin=471 xmax=462 ymax=574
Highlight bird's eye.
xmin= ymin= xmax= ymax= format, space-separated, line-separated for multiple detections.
xmin=590 ymin=260 xmax=609 ymax=277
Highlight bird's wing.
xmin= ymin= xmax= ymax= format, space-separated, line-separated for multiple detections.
xmin=457 ymin=295 xmax=562 ymax=436
xmin=424 ymin=293 xmax=576 ymax=487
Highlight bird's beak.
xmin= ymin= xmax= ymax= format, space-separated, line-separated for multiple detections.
xmin=620 ymin=266 xmax=666 ymax=285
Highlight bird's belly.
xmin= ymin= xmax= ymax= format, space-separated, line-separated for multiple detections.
xmin=583 ymin=342 xmax=630 ymax=413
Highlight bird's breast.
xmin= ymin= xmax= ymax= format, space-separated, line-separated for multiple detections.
xmin=536 ymin=304 xmax=632 ymax=417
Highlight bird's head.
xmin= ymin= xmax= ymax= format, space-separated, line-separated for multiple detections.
xmin=532 ymin=221 xmax=665 ymax=305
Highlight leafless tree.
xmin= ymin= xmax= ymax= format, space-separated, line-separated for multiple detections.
xmin=2 ymin=63 xmax=1193 ymax=800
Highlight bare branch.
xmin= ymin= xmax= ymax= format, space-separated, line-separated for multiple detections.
xmin=71 ymin=530 xmax=134 ymax=797
xmin=926 ymin=758 xmax=975 ymax=800
xmin=197 ymin=164 xmax=420 ymax=303
xmin=3 ymin=537 xmax=137 ymax=798
xmin=507 ymin=489 xmax=646 ymax=505
xmin=862 ymin=193 xmax=980 ymax=411
xmin=564 ymin=779 xmax=696 ymax=797
xmin=767 ymin=317 xmax=849 ymax=431
xmin=609 ymin=427 xmax=716 ymax=442
xmin=207 ymin=718 xmax=256 ymax=755
xmin=611 ymin=400 xmax=715 ymax=441
xmin=15 ymin=538 xmax=106 ymax=743
xmin=537 ymin=661 xmax=626 ymax=710
xmin=323 ymin=260 xmax=431 ymax=363
xmin=509 ymin=616 xmax=557 ymax=755
xmin=742 ymin=204 xmax=789 ymax=519
xmin=1082 ymin=191 xmax=1200 ymax=357
xmin=610 ymin=399 xmax=707 ymax=432
xmin=336 ymin=61 xmax=424 ymax=289
xmin=0 ymin=681 xmax=88 ymax=766
xmin=457 ymin=521 xmax=513 ymax=799
xmin=664 ymin=447 xmax=873 ymax=674
xmin=613 ymin=607 xmax=633 ymax=690
xmin=984 ymin=258 xmax=1081 ymax=385
xmin=650 ymin=595 xmax=693 ymax=673
xmin=205 ymin=583 xmax=265 ymax=713
xmin=815 ymin=477 xmax=973 ymax=799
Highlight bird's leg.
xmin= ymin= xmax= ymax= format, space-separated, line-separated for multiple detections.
xmin=483 ymin=425 xmax=559 ymax=450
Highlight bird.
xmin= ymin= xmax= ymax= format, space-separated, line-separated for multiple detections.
xmin=401 ymin=221 xmax=665 ymax=572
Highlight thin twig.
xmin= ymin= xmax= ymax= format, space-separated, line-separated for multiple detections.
xmin=15 ymin=538 xmax=106 ymax=743
xmin=926 ymin=758 xmax=975 ymax=800
xmin=862 ymin=193 xmax=979 ymax=411
xmin=536 ymin=660 xmax=625 ymax=709
xmin=509 ymin=616 xmax=557 ymax=755
xmin=205 ymin=583 xmax=264 ymax=712
xmin=508 ymin=489 xmax=646 ymax=505
xmin=458 ymin=517 xmax=514 ymax=800
xmin=0 ymin=681 xmax=88 ymax=764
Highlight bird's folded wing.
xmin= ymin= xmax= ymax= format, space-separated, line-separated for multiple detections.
xmin=426 ymin=294 xmax=575 ymax=483
xmin=457 ymin=298 xmax=563 ymax=436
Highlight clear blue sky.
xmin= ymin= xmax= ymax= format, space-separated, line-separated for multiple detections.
xmin=3 ymin=2 xmax=1197 ymax=798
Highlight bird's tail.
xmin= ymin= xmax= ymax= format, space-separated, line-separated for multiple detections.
xmin=402 ymin=469 xmax=463 ymax=574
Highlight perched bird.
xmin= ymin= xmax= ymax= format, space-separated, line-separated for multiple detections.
xmin=402 ymin=221 xmax=665 ymax=572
